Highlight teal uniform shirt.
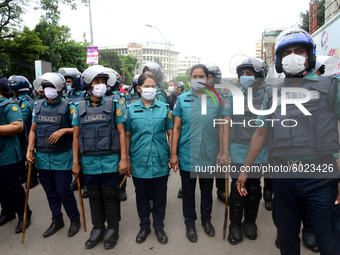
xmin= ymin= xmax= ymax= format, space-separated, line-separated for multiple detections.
xmin=32 ymin=97 xmax=75 ymax=170
xmin=256 ymin=71 xmax=340 ymax=160
xmin=68 ymin=88 xmax=84 ymax=98
xmin=108 ymin=90 xmax=127 ymax=115
xmin=125 ymin=98 xmax=173 ymax=179
xmin=172 ymin=88 xmax=223 ymax=172
xmin=223 ymin=84 xmax=268 ymax=164
xmin=72 ymin=97 xmax=126 ymax=175
xmin=0 ymin=97 xmax=23 ymax=166
xmin=17 ymin=93 xmax=32 ymax=123
xmin=155 ymin=88 xmax=167 ymax=103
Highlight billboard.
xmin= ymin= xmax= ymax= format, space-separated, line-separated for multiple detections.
xmin=86 ymin=46 xmax=98 ymax=65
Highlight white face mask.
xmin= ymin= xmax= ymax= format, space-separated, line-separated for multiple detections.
xmin=190 ymin=79 xmax=206 ymax=90
xmin=282 ymin=53 xmax=307 ymax=75
xmin=168 ymin=86 xmax=175 ymax=93
xmin=44 ymin=87 xmax=59 ymax=99
xmin=141 ymin=88 xmax=157 ymax=100
xmin=91 ymin=84 xmax=106 ymax=98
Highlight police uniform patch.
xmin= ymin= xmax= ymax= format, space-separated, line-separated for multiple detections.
xmin=12 ymin=106 xmax=18 ymax=111
xmin=70 ymin=108 xmax=75 ymax=114
xmin=120 ymin=99 xmax=124 ymax=105
xmin=124 ymin=113 xmax=128 ymax=120
xmin=168 ymin=112 xmax=172 ymax=119
xmin=116 ymin=109 xmax=122 ymax=116
xmin=224 ymin=101 xmax=231 ymax=110
xmin=73 ymin=111 xmax=78 ymax=119
xmin=173 ymin=102 xmax=177 ymax=110
xmin=21 ymin=103 xmax=25 ymax=108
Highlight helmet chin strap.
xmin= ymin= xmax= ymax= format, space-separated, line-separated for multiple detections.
xmin=283 ymin=66 xmax=308 ymax=78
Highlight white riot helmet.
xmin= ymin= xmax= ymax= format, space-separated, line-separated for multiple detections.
xmin=33 ymin=72 xmax=66 ymax=91
xmin=103 ymin=67 xmax=117 ymax=87
xmin=312 ymin=55 xmax=338 ymax=75
xmin=81 ymin=65 xmax=109 ymax=89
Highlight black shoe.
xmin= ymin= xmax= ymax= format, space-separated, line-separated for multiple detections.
xmin=217 ymin=190 xmax=226 ymax=204
xmin=202 ymin=222 xmax=215 ymax=237
xmin=119 ymin=190 xmax=127 ymax=201
xmin=68 ymin=219 xmax=80 ymax=237
xmin=242 ymin=221 xmax=257 ymax=240
xmin=136 ymin=227 xmax=151 ymax=244
xmin=43 ymin=220 xmax=64 ymax=237
xmin=103 ymin=227 xmax=119 ymax=249
xmin=70 ymin=179 xmax=78 ymax=191
xmin=26 ymin=177 xmax=39 ymax=190
xmin=186 ymin=226 xmax=197 ymax=243
xmin=228 ymin=224 xmax=243 ymax=245
xmin=303 ymin=232 xmax=319 ymax=253
xmin=265 ymin=201 xmax=273 ymax=211
xmin=15 ymin=216 xmax=31 ymax=233
xmin=178 ymin=187 xmax=183 ymax=198
xmin=275 ymin=236 xmax=280 ymax=249
xmin=85 ymin=228 xmax=105 ymax=249
xmin=82 ymin=186 xmax=89 ymax=199
xmin=155 ymin=229 xmax=168 ymax=244
xmin=0 ymin=214 xmax=16 ymax=226
xmin=149 ymin=200 xmax=153 ymax=212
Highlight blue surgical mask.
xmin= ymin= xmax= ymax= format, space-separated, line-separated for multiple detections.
xmin=240 ymin=76 xmax=255 ymax=89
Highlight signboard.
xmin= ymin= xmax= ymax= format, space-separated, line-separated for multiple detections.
xmin=86 ymin=46 xmax=98 ymax=65
xmin=35 ymin=60 xmax=52 ymax=79
xmin=312 ymin=12 xmax=340 ymax=75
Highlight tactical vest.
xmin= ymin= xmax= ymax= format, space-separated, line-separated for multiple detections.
xmin=230 ymin=91 xmax=265 ymax=144
xmin=267 ymin=76 xmax=339 ymax=156
xmin=126 ymin=93 xmax=139 ymax=105
xmin=0 ymin=100 xmax=11 ymax=152
xmin=104 ymin=93 xmax=120 ymax=101
xmin=34 ymin=99 xmax=72 ymax=153
xmin=78 ymin=98 xmax=120 ymax=156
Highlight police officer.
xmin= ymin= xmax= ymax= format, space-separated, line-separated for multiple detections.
xmin=9 ymin=75 xmax=39 ymax=189
xmin=104 ymin=68 xmax=128 ymax=201
xmin=138 ymin=62 xmax=167 ymax=103
xmin=170 ymin=64 xmax=225 ymax=242
xmin=237 ymin=28 xmax=340 ymax=255
xmin=72 ymin=65 xmax=129 ymax=250
xmin=167 ymin=80 xmax=183 ymax=111
xmin=27 ymin=72 xmax=80 ymax=238
xmin=125 ymin=73 xmax=173 ymax=244
xmin=0 ymin=77 xmax=32 ymax=233
xmin=58 ymin=68 xmax=84 ymax=103
xmin=224 ymin=55 xmax=269 ymax=245
xmin=126 ymin=74 xmax=141 ymax=106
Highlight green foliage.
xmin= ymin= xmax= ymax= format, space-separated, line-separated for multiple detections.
xmin=172 ymin=74 xmax=190 ymax=92
xmin=160 ymin=80 xmax=168 ymax=90
xmin=299 ymin=0 xmax=325 ymax=32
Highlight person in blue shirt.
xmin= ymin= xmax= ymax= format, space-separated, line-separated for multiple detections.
xmin=125 ymin=73 xmax=173 ymax=245
xmin=58 ymin=68 xmax=84 ymax=103
xmin=170 ymin=64 xmax=225 ymax=243
xmin=237 ymin=28 xmax=340 ymax=255
xmin=0 ymin=77 xmax=32 ymax=233
xmin=9 ymin=75 xmax=39 ymax=189
xmin=223 ymin=55 xmax=269 ymax=245
xmin=27 ymin=72 xmax=80 ymax=239
xmin=72 ymin=65 xmax=129 ymax=250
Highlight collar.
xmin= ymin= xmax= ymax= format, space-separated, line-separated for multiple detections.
xmin=135 ymin=97 xmax=160 ymax=109
xmin=18 ymin=93 xmax=29 ymax=99
xmin=0 ymin=96 xmax=8 ymax=103
xmin=284 ymin=71 xmax=319 ymax=87
xmin=241 ymin=82 xmax=268 ymax=97
xmin=44 ymin=96 xmax=62 ymax=107
xmin=87 ymin=96 xmax=105 ymax=107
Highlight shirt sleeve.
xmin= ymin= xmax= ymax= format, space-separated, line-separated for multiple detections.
xmin=5 ymin=103 xmax=23 ymax=123
xmin=124 ymin=107 xmax=132 ymax=132
xmin=256 ymin=93 xmax=271 ymax=129
xmin=119 ymin=95 xmax=127 ymax=115
xmin=166 ymin=106 xmax=173 ymax=130
xmin=71 ymin=104 xmax=80 ymax=127
xmin=32 ymin=103 xmax=37 ymax=123
xmin=222 ymin=96 xmax=233 ymax=118
xmin=20 ymin=99 xmax=31 ymax=123
xmin=68 ymin=103 xmax=76 ymax=126
xmin=114 ymin=101 xmax=126 ymax=125
xmin=172 ymin=97 xmax=182 ymax=118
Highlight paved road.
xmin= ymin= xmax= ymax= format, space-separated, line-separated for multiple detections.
xmin=0 ymin=172 xmax=317 ymax=255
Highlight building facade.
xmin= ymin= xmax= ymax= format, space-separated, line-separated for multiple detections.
xmin=177 ymin=56 xmax=201 ymax=76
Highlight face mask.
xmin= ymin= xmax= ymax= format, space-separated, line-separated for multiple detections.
xmin=240 ymin=76 xmax=256 ymax=89
xmin=168 ymin=86 xmax=175 ymax=93
xmin=91 ymin=84 xmax=106 ymax=98
xmin=141 ymin=88 xmax=157 ymax=100
xmin=190 ymin=79 xmax=206 ymax=90
xmin=282 ymin=53 xmax=307 ymax=75
xmin=44 ymin=87 xmax=59 ymax=99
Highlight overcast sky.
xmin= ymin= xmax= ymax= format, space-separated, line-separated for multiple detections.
xmin=23 ymin=0 xmax=312 ymax=76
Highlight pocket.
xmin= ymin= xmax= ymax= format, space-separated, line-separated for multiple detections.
xmin=290 ymin=108 xmax=308 ymax=146
xmin=333 ymin=204 xmax=340 ymax=238
xmin=84 ymin=129 xmax=95 ymax=151
xmin=36 ymin=129 xmax=46 ymax=148
xmin=97 ymin=127 xmax=110 ymax=150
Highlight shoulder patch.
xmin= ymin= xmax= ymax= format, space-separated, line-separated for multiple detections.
xmin=173 ymin=102 xmax=177 ymax=110
xmin=70 ymin=108 xmax=75 ymax=115
xmin=124 ymin=112 xmax=128 ymax=120
xmin=12 ymin=106 xmax=18 ymax=112
xmin=21 ymin=103 xmax=25 ymax=108
xmin=224 ymin=101 xmax=231 ymax=109
xmin=120 ymin=99 xmax=124 ymax=105
xmin=168 ymin=112 xmax=172 ymax=119
xmin=116 ymin=109 xmax=122 ymax=116
xmin=73 ymin=111 xmax=78 ymax=119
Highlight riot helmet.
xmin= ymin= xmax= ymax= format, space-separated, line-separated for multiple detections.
xmin=9 ymin=75 xmax=31 ymax=93
xmin=205 ymin=63 xmax=222 ymax=84
xmin=81 ymin=65 xmax=109 ymax=90
xmin=58 ymin=67 xmax=82 ymax=89
xmin=138 ymin=62 xmax=164 ymax=84
xmin=313 ymin=55 xmax=338 ymax=76
xmin=33 ymin=72 xmax=66 ymax=92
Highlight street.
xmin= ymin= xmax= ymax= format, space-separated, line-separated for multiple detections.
xmin=0 ymin=172 xmax=317 ymax=255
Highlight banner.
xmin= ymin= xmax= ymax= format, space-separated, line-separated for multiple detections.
xmin=86 ymin=46 xmax=98 ymax=65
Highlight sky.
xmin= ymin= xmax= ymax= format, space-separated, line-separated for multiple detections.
xmin=23 ymin=0 xmax=312 ymax=76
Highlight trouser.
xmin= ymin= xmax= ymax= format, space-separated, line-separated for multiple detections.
xmin=132 ymin=175 xmax=168 ymax=230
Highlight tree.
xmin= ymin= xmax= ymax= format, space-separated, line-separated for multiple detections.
xmin=299 ymin=0 xmax=325 ymax=32
xmin=173 ymin=74 xmax=190 ymax=92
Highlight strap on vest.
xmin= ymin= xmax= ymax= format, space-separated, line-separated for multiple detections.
xmin=103 ymin=98 xmax=113 ymax=114
xmin=57 ymin=100 xmax=69 ymax=114
xmin=78 ymin=101 xmax=87 ymax=116
xmin=35 ymin=100 xmax=44 ymax=114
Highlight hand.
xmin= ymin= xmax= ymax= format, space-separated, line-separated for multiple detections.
xmin=119 ymin=158 xmax=129 ymax=176
xmin=48 ymin=129 xmax=65 ymax=144
xmin=26 ymin=149 xmax=35 ymax=164
xmin=216 ymin=152 xmax=231 ymax=166
xmin=236 ymin=171 xmax=248 ymax=196
xmin=72 ymin=162 xmax=81 ymax=178
xmin=169 ymin=154 xmax=179 ymax=173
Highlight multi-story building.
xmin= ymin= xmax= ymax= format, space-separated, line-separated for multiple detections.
xmin=177 ymin=56 xmax=201 ymax=76
xmin=254 ymin=40 xmax=262 ymax=59
xmin=99 ymin=42 xmax=179 ymax=80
